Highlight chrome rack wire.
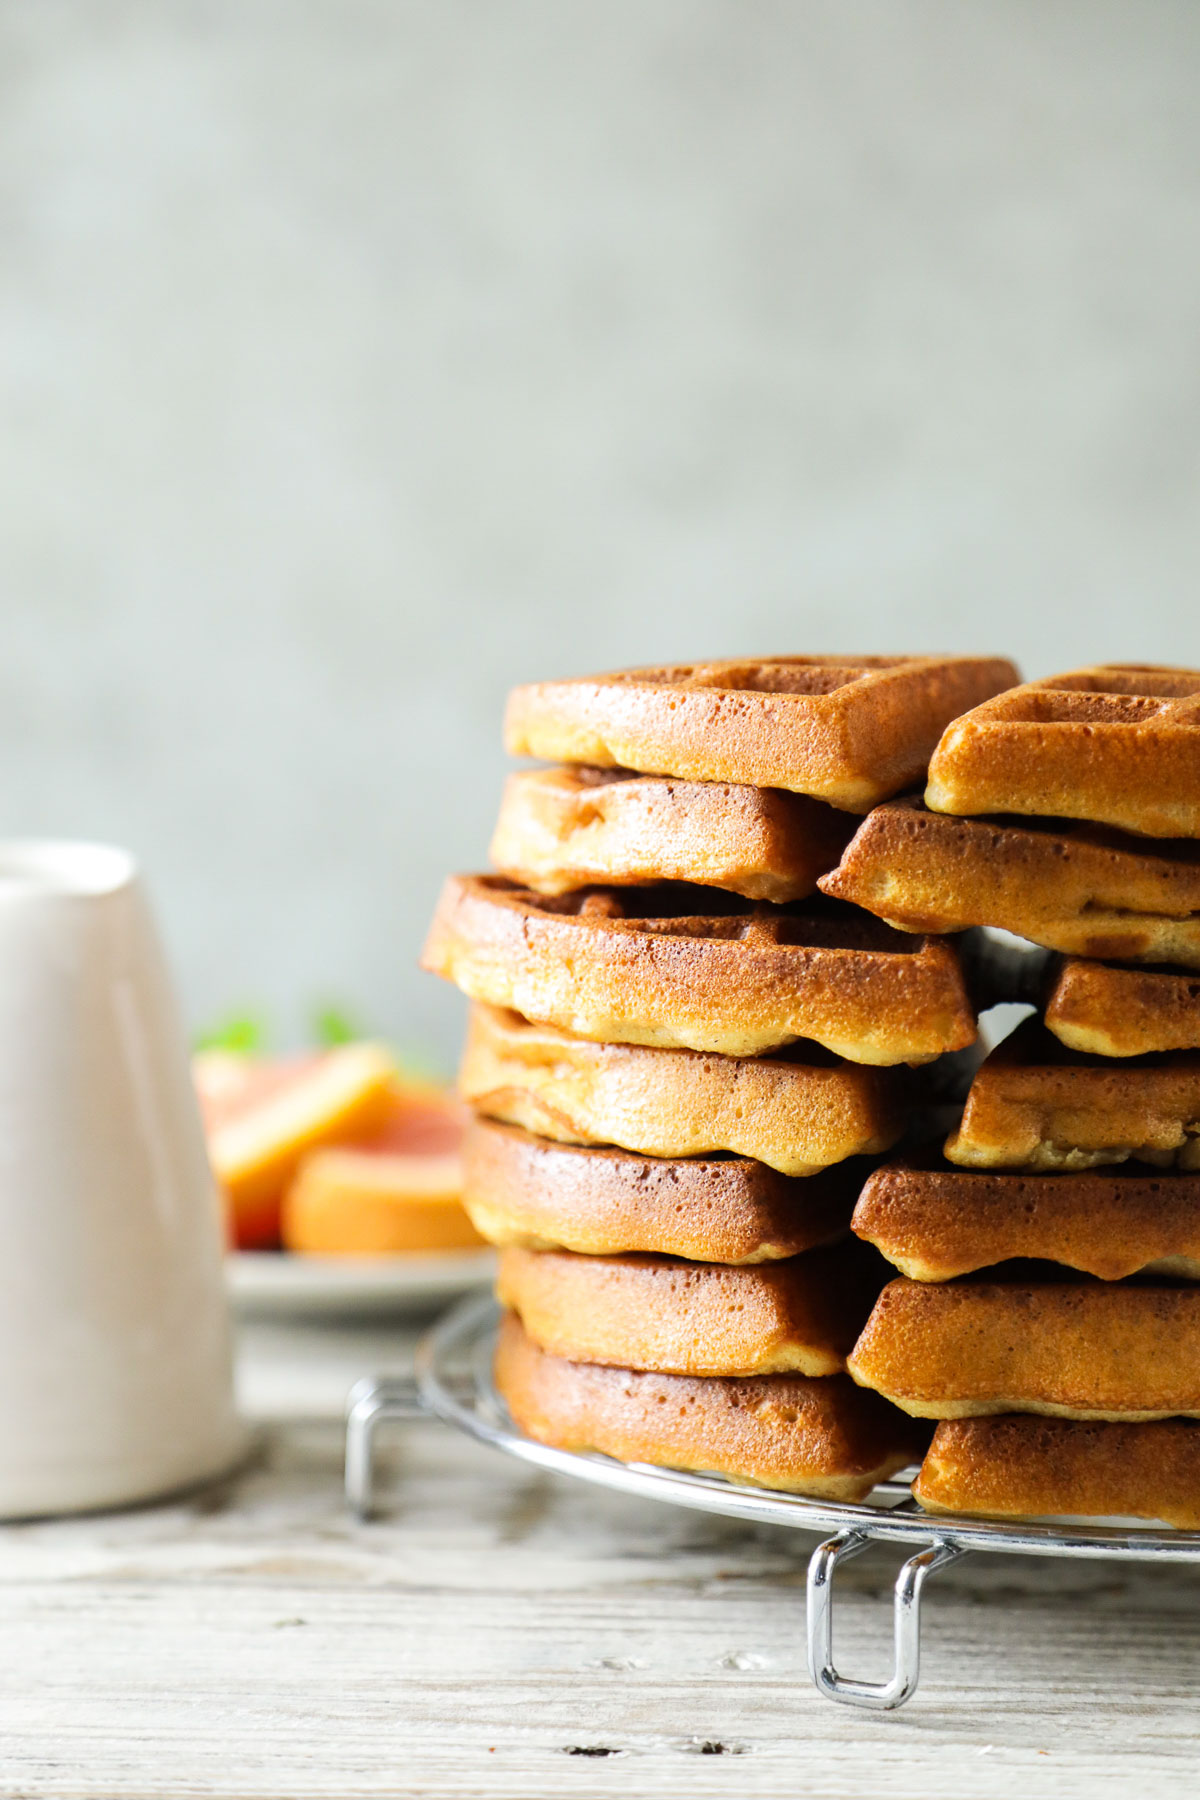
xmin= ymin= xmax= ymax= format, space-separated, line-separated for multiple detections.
xmin=345 ymin=1288 xmax=1200 ymax=1712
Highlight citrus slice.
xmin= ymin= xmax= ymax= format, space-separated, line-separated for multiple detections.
xmin=281 ymin=1085 xmax=477 ymax=1254
xmin=200 ymin=1043 xmax=396 ymax=1248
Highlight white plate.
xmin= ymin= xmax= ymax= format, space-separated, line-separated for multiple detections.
xmin=227 ymin=1248 xmax=497 ymax=1317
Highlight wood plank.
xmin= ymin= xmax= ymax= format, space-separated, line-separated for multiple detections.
xmin=1 ymin=1409 xmax=1199 ymax=1798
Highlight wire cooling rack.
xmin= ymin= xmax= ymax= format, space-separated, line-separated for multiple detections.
xmin=345 ymin=1289 xmax=1200 ymax=1711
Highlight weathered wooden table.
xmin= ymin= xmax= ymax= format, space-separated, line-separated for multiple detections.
xmin=1 ymin=1303 xmax=1198 ymax=1798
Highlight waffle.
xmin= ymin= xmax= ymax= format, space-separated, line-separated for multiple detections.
xmin=423 ymin=876 xmax=976 ymax=1065
xmin=820 ymin=798 xmax=1200 ymax=966
xmin=1044 ymin=957 xmax=1200 ymax=1057
xmin=944 ymin=1018 xmax=1200 ymax=1171
xmin=926 ymin=665 xmax=1200 ymax=838
xmin=489 ymin=765 xmax=856 ymax=902
xmin=497 ymin=1241 xmax=885 ymax=1377
xmin=464 ymin=1117 xmax=863 ymax=1263
xmin=495 ymin=1312 xmax=926 ymax=1498
xmin=847 ymin=1277 xmax=1200 ymax=1420
xmin=853 ymin=1155 xmax=1200 ymax=1282
xmin=460 ymin=1003 xmax=906 ymax=1176
xmin=505 ymin=656 xmax=1019 ymax=810
xmin=914 ymin=1415 xmax=1200 ymax=1527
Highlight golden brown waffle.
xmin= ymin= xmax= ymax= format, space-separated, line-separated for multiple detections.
xmin=496 ymin=1242 xmax=885 ymax=1377
xmin=464 ymin=1117 xmax=863 ymax=1263
xmin=848 ymin=1277 xmax=1200 ymax=1420
xmin=460 ymin=1003 xmax=906 ymax=1176
xmin=489 ymin=765 xmax=856 ymax=902
xmin=495 ymin=1311 xmax=926 ymax=1498
xmin=853 ymin=1155 xmax=1200 ymax=1282
xmin=1044 ymin=957 xmax=1200 ymax=1057
xmin=914 ymin=1415 xmax=1200 ymax=1527
xmin=423 ymin=876 xmax=976 ymax=1065
xmin=944 ymin=1017 xmax=1200 ymax=1171
xmin=926 ymin=665 xmax=1200 ymax=838
xmin=820 ymin=798 xmax=1200 ymax=966
xmin=505 ymin=656 xmax=1019 ymax=810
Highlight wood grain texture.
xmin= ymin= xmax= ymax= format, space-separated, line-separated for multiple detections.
xmin=0 ymin=1316 xmax=1198 ymax=1797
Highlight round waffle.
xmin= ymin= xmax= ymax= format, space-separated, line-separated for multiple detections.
xmin=848 ymin=1278 xmax=1200 ymax=1421
xmin=505 ymin=656 xmax=1019 ymax=809
xmin=462 ymin=1117 xmax=863 ymax=1263
xmin=459 ymin=1004 xmax=906 ymax=1177
xmin=489 ymin=765 xmax=856 ymax=902
xmin=495 ymin=1242 xmax=883 ymax=1378
xmin=495 ymin=1311 xmax=925 ymax=1499
xmin=423 ymin=875 xmax=975 ymax=1065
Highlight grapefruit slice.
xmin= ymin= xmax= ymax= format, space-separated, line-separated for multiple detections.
xmin=354 ymin=1081 xmax=465 ymax=1156
xmin=281 ymin=1083 xmax=481 ymax=1255
xmin=198 ymin=1043 xmax=396 ymax=1249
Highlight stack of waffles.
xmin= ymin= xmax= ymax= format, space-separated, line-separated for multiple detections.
xmin=422 ymin=655 xmax=1020 ymax=1500
xmin=830 ymin=666 xmax=1200 ymax=1526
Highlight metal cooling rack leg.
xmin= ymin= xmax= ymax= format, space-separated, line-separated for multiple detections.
xmin=806 ymin=1528 xmax=968 ymax=1710
xmin=344 ymin=1375 xmax=427 ymax=1519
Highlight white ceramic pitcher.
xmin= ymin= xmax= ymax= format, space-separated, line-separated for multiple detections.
xmin=0 ymin=841 xmax=246 ymax=1516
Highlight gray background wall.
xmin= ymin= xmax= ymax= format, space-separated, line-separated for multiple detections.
xmin=2 ymin=1 xmax=1198 ymax=1064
